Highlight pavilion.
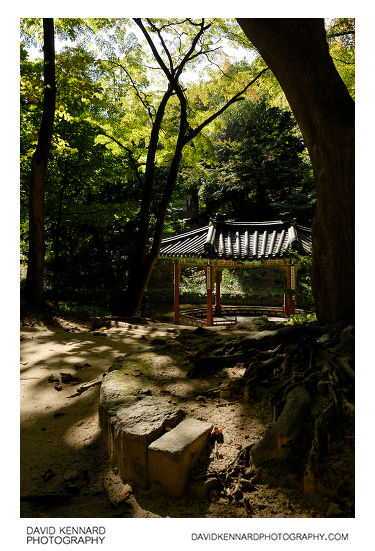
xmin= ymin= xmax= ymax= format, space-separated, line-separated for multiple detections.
xmin=159 ymin=218 xmax=312 ymax=327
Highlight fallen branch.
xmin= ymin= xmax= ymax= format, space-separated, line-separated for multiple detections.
xmin=67 ymin=377 xmax=102 ymax=398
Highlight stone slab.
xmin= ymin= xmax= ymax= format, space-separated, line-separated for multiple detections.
xmin=99 ymin=373 xmax=184 ymax=488
xmin=148 ymin=417 xmax=213 ymax=496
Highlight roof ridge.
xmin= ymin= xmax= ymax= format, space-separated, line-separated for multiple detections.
xmin=213 ymin=220 xmax=285 ymax=226
xmin=160 ymin=225 xmax=210 ymax=243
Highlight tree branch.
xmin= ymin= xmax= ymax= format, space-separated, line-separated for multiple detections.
xmin=134 ymin=18 xmax=211 ymax=88
xmin=185 ymin=67 xmax=269 ymax=144
xmin=327 ymin=30 xmax=355 ymax=39
xmin=97 ymin=129 xmax=144 ymax=185
xmin=332 ymin=56 xmax=355 ymax=66
xmin=134 ymin=18 xmax=172 ymax=82
xmin=106 ymin=59 xmax=154 ymax=122
xmin=174 ymin=19 xmax=211 ymax=81
xmin=146 ymin=19 xmax=175 ymax=74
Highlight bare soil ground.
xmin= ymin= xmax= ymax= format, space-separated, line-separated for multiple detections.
xmin=20 ymin=314 xmax=335 ymax=518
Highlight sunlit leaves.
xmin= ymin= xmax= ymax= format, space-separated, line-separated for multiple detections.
xmin=326 ymin=18 xmax=355 ymax=99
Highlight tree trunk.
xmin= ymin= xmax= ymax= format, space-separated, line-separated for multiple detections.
xmin=119 ymin=138 xmax=186 ymax=316
xmin=24 ymin=18 xmax=56 ymax=308
xmin=52 ymin=170 xmax=68 ymax=308
xmin=117 ymin=20 xmax=269 ymax=317
xmin=237 ymin=19 xmax=354 ymax=323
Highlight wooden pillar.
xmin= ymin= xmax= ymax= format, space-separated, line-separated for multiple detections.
xmin=206 ymin=265 xmax=213 ymax=326
xmin=214 ymin=269 xmax=222 ymax=316
xmin=283 ymin=266 xmax=289 ymax=316
xmin=289 ymin=264 xmax=296 ymax=315
xmin=283 ymin=264 xmax=296 ymax=316
xmin=174 ymin=261 xmax=180 ymax=324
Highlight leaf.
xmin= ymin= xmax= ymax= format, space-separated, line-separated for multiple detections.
xmin=211 ymin=426 xmax=223 ymax=436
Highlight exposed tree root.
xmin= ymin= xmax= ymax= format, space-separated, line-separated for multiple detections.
xmin=189 ymin=318 xmax=354 ymax=504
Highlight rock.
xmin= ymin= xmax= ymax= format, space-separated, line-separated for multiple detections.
xmin=99 ymin=389 xmax=184 ymax=488
xmin=223 ymin=433 xmax=232 ymax=444
xmin=63 ymin=470 xmax=80 ymax=482
xmin=148 ymin=418 xmax=213 ymax=496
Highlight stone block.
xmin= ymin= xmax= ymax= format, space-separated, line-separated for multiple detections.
xmin=148 ymin=417 xmax=213 ymax=496
xmin=99 ymin=382 xmax=184 ymax=488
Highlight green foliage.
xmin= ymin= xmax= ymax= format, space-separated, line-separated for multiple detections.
xmin=54 ymin=302 xmax=112 ymax=320
xmin=199 ymin=97 xmax=315 ymax=222
xmin=326 ymin=18 xmax=355 ymax=99
xmin=178 ymin=266 xmax=284 ymax=304
xmin=20 ymin=18 xmax=321 ymax=309
xmin=287 ymin=251 xmax=315 ymax=313
xmin=286 ymin=312 xmax=317 ymax=325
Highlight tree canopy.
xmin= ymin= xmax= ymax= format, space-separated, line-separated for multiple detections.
xmin=20 ymin=17 xmax=354 ymax=319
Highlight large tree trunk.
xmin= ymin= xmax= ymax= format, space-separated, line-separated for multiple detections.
xmin=24 ymin=18 xmax=56 ymax=308
xmin=119 ymin=138 xmax=186 ymax=316
xmin=237 ymin=19 xmax=354 ymax=323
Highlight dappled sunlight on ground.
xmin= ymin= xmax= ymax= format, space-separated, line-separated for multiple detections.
xmin=20 ymin=315 xmax=325 ymax=518
xmin=63 ymin=410 xmax=101 ymax=450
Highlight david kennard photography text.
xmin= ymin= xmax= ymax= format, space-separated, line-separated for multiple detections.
xmin=26 ymin=526 xmax=106 ymax=545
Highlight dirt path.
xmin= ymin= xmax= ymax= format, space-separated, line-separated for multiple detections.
xmin=20 ymin=315 xmax=327 ymax=518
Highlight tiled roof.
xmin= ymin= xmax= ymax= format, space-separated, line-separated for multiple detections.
xmin=160 ymin=219 xmax=312 ymax=260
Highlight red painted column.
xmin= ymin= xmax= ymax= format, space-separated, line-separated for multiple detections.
xmin=289 ymin=264 xmax=296 ymax=315
xmin=283 ymin=266 xmax=290 ymax=316
xmin=206 ymin=265 xmax=213 ymax=326
xmin=215 ymin=269 xmax=222 ymax=316
xmin=283 ymin=265 xmax=296 ymax=316
xmin=174 ymin=261 xmax=180 ymax=325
